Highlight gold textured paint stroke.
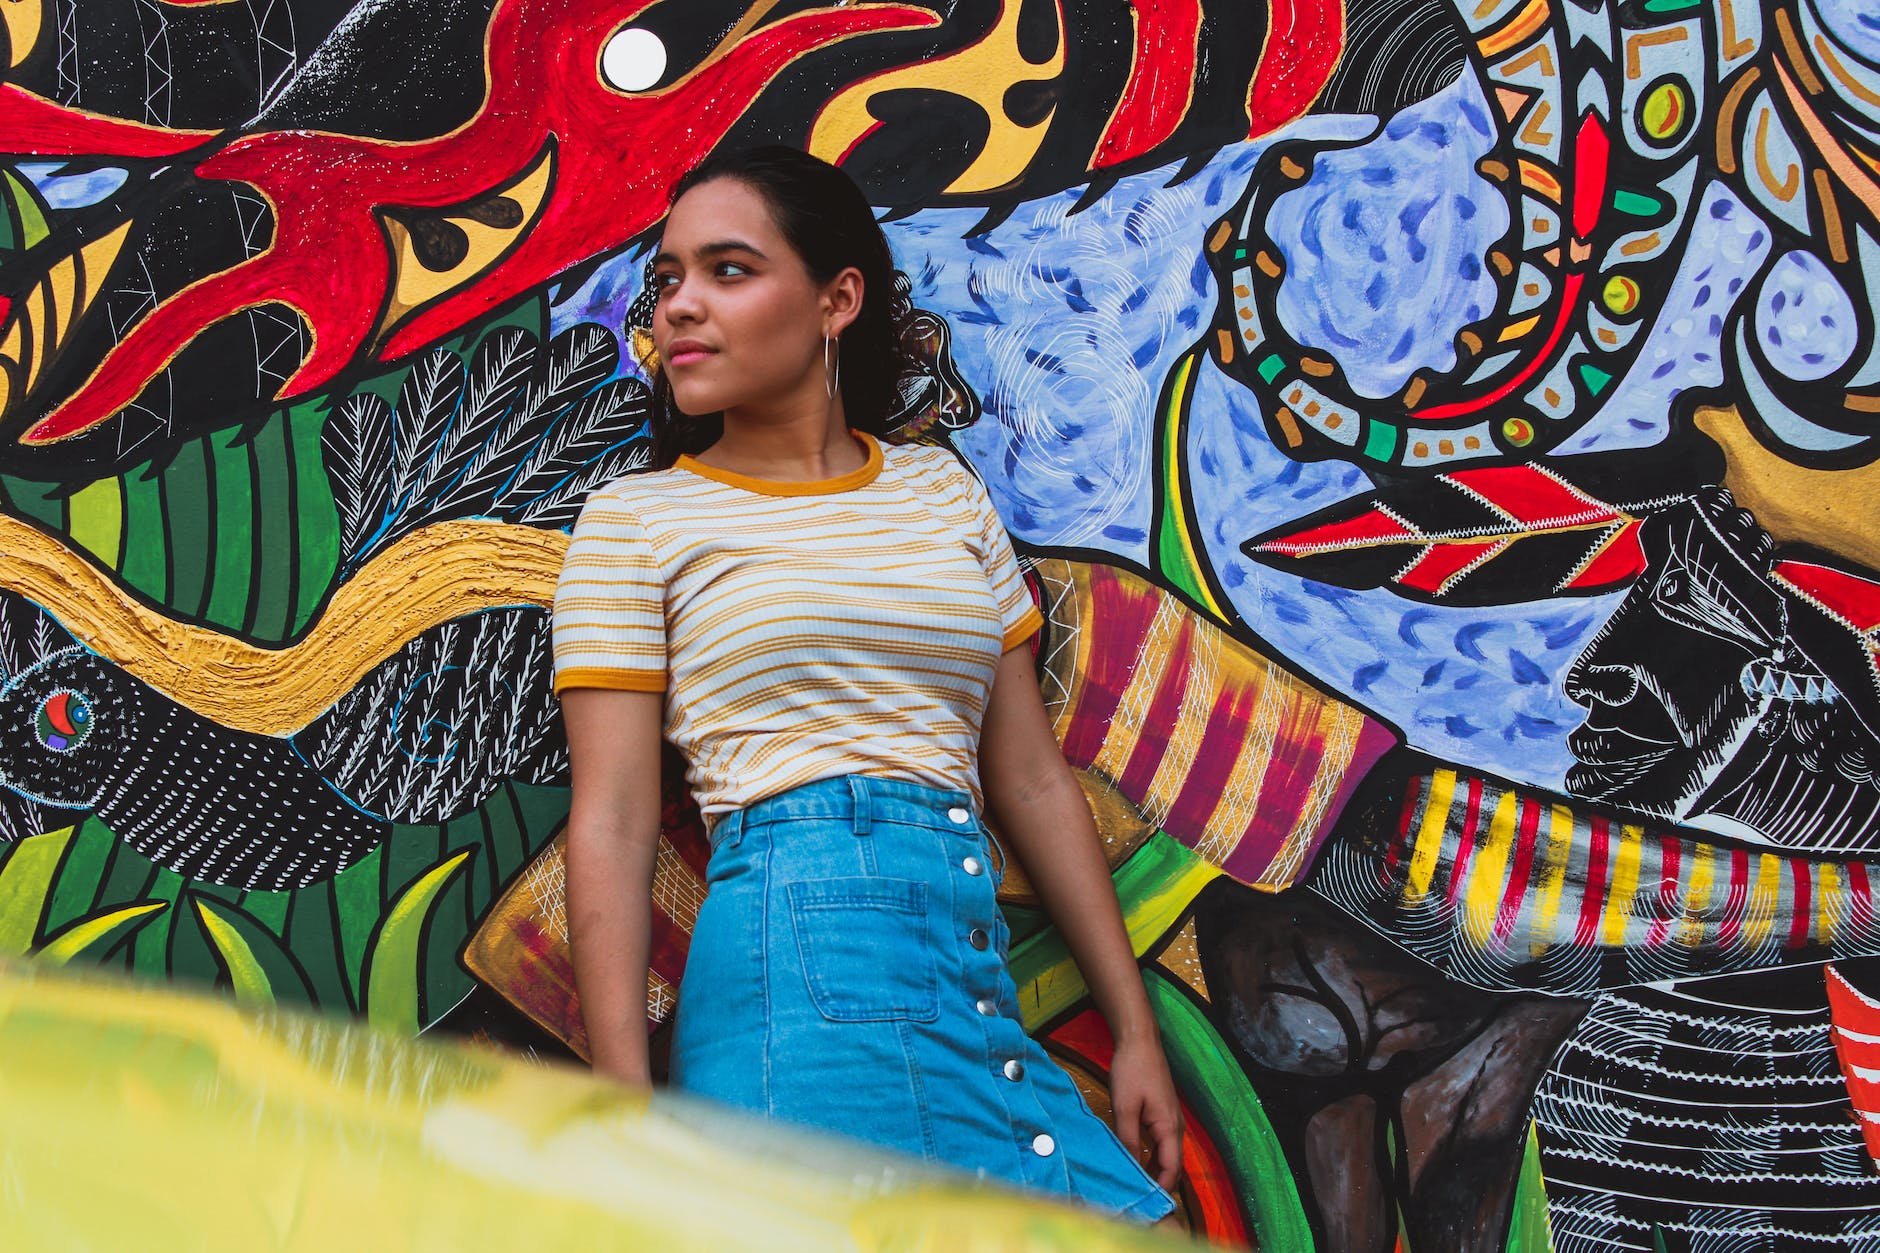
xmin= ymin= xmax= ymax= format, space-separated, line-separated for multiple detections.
xmin=807 ymin=0 xmax=1066 ymax=195
xmin=22 ymin=283 xmax=49 ymax=393
xmin=1815 ymin=35 xmax=1880 ymax=111
xmin=1624 ymin=25 xmax=1689 ymax=81
xmin=0 ymin=514 xmax=568 ymax=734
xmin=1152 ymin=915 xmax=1209 ymax=1000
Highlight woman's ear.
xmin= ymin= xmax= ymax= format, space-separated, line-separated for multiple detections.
xmin=823 ymin=266 xmax=865 ymax=337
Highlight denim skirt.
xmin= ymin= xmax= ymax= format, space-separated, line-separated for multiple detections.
xmin=667 ymin=772 xmax=1177 ymax=1224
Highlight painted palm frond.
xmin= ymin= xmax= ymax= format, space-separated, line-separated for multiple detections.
xmin=323 ymin=393 xmax=394 ymax=554
xmin=323 ymin=317 xmax=650 ymax=575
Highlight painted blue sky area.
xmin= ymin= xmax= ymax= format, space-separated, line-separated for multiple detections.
xmin=1268 ymin=73 xmax=1507 ymax=398
xmin=1184 ymin=352 xmax=1610 ymax=788
xmin=15 ymin=162 xmax=129 ymax=210
xmin=1814 ymin=0 xmax=1880 ymax=68
xmin=1562 ymin=183 xmax=1771 ymax=454
xmin=887 ymin=119 xmax=1367 ymax=557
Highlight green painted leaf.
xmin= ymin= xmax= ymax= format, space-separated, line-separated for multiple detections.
xmin=193 ymin=896 xmax=316 ymax=1005
xmin=364 ymin=850 xmax=472 ymax=1034
xmin=1505 ymin=1122 xmax=1554 ymax=1252
xmin=36 ymin=901 xmax=168 ymax=965
xmin=0 ymin=827 xmax=76 ymax=954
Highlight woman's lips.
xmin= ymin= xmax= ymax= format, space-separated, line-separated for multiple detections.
xmin=667 ymin=348 xmax=716 ymax=367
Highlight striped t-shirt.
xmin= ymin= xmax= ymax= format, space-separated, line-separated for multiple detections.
xmin=551 ymin=428 xmax=1043 ymax=831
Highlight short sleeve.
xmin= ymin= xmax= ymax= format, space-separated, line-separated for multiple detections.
xmin=551 ymin=489 xmax=667 ymax=694
xmin=958 ymin=465 xmax=1043 ymax=652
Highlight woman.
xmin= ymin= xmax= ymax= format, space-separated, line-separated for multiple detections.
xmin=550 ymin=145 xmax=1183 ymax=1226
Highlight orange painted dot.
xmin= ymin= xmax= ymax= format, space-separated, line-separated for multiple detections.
xmin=1326 ymin=414 xmax=1343 ymax=429
xmin=1413 ymin=442 xmax=1430 ymax=458
xmin=1464 ymin=435 xmax=1481 ymax=450
xmin=1304 ymin=401 xmax=1321 ymax=416
xmin=1438 ymin=439 xmax=1454 ymax=455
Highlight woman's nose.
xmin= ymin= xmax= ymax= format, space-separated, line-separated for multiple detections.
xmin=662 ymin=276 xmax=702 ymax=321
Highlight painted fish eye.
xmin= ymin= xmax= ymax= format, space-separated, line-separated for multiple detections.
xmin=35 ymin=689 xmax=93 ymax=753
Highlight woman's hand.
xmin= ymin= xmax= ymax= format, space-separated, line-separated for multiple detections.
xmin=1109 ymin=1030 xmax=1185 ymax=1191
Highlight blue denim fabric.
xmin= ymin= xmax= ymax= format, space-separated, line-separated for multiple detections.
xmin=668 ymin=772 xmax=1177 ymax=1224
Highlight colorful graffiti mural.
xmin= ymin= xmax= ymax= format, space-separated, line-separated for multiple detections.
xmin=4 ymin=0 xmax=1880 ymax=1248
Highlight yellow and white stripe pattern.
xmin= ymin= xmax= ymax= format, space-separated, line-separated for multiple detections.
xmin=551 ymin=430 xmax=1042 ymax=831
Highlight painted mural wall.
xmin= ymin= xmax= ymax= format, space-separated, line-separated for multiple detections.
xmin=3 ymin=0 xmax=1879 ymax=1248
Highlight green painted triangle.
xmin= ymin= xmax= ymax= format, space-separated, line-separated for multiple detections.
xmin=1579 ymin=362 xmax=1613 ymax=395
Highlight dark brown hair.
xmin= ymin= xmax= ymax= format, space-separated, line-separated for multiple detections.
xmin=646 ymin=145 xmax=918 ymax=467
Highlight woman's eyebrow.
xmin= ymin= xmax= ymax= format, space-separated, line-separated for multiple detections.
xmin=652 ymin=240 xmax=768 ymax=266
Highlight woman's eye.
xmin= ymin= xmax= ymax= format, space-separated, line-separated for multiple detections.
xmin=716 ymin=261 xmax=748 ymax=277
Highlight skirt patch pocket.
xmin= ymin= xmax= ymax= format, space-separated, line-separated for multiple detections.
xmin=786 ymin=876 xmax=940 ymax=1023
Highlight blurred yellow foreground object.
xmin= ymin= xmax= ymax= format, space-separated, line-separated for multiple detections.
xmin=0 ymin=960 xmax=1191 ymax=1251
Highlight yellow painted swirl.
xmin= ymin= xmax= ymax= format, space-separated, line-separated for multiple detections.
xmin=0 ymin=514 xmax=568 ymax=735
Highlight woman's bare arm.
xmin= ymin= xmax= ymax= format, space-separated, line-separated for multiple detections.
xmin=978 ymin=643 xmax=1184 ymax=1188
xmin=559 ymin=686 xmax=666 ymax=1085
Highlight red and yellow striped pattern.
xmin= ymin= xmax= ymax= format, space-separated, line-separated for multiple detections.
xmin=1387 ymin=768 xmax=1880 ymax=960
xmin=1035 ymin=560 xmax=1396 ymax=888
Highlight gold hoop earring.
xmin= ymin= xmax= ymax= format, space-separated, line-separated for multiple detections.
xmin=823 ymin=333 xmax=841 ymax=400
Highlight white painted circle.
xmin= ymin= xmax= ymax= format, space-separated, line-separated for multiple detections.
xmin=601 ymin=28 xmax=667 ymax=92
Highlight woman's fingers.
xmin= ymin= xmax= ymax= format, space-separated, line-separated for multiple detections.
xmin=1112 ymin=1081 xmax=1145 ymax=1157
xmin=1152 ymin=1111 xmax=1184 ymax=1189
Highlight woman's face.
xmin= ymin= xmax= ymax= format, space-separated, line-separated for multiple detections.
xmin=650 ymin=177 xmax=857 ymax=421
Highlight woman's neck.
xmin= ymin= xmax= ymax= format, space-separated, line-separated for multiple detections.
xmin=690 ymin=410 xmax=864 ymax=481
